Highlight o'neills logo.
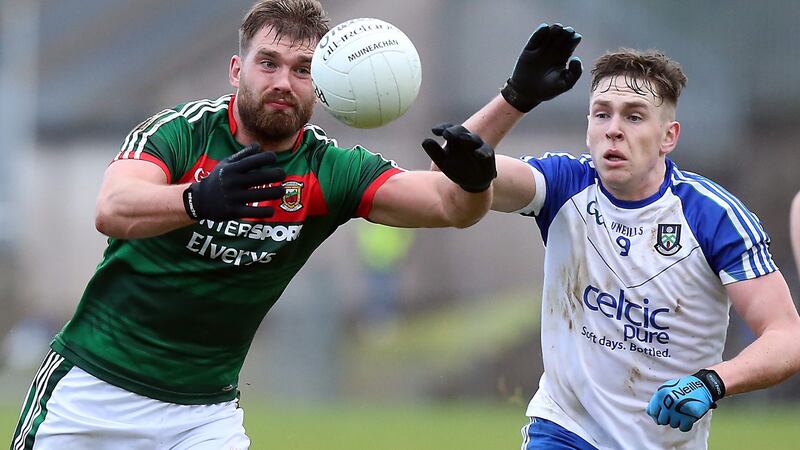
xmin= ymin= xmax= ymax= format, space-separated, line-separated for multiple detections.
xmin=280 ymin=181 xmax=304 ymax=212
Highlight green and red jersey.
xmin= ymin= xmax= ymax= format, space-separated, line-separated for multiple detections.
xmin=52 ymin=94 xmax=401 ymax=404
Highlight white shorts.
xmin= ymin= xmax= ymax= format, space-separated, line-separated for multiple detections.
xmin=11 ymin=350 xmax=250 ymax=450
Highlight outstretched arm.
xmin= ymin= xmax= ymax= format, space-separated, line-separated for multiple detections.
xmin=367 ymin=171 xmax=491 ymax=228
xmin=369 ymin=125 xmax=495 ymax=228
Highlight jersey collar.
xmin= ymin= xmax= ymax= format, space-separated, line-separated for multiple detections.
xmin=598 ymin=159 xmax=675 ymax=209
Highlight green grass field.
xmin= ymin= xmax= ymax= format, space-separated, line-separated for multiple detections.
xmin=4 ymin=401 xmax=797 ymax=449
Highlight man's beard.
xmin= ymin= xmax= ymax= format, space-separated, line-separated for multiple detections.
xmin=237 ymin=84 xmax=313 ymax=144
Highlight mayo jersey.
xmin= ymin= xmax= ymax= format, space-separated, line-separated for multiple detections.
xmin=519 ymin=153 xmax=775 ymax=450
xmin=52 ymin=95 xmax=400 ymax=405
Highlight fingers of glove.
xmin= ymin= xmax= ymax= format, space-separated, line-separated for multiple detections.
xmin=227 ymin=150 xmax=279 ymax=173
xmin=473 ymin=143 xmax=495 ymax=161
xmin=679 ymin=418 xmax=695 ymax=432
xmin=567 ymin=31 xmax=582 ymax=53
xmin=442 ymin=126 xmax=481 ymax=149
xmin=226 ymin=144 xmax=262 ymax=163
xmin=525 ymin=24 xmax=550 ymax=51
xmin=431 ymin=122 xmax=456 ymax=137
xmin=646 ymin=405 xmax=660 ymax=423
xmin=421 ymin=138 xmax=447 ymax=164
xmin=646 ymin=396 xmax=660 ymax=418
xmin=656 ymin=406 xmax=672 ymax=426
xmin=565 ymin=57 xmax=583 ymax=83
xmin=232 ymin=186 xmax=286 ymax=203
xmin=549 ymin=29 xmax=580 ymax=65
xmin=233 ymin=205 xmax=277 ymax=219
xmin=669 ymin=414 xmax=683 ymax=429
xmin=686 ymin=400 xmax=710 ymax=419
xmin=551 ymin=34 xmax=580 ymax=62
xmin=231 ymin=168 xmax=286 ymax=188
xmin=549 ymin=23 xmax=571 ymax=49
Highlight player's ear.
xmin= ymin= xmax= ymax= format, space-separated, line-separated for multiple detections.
xmin=660 ymin=120 xmax=680 ymax=156
xmin=229 ymin=55 xmax=242 ymax=89
xmin=585 ymin=114 xmax=591 ymax=149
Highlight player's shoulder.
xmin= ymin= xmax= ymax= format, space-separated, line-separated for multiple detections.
xmin=132 ymin=95 xmax=232 ymax=135
xmin=300 ymin=123 xmax=350 ymax=162
xmin=524 ymin=151 xmax=593 ymax=164
xmin=301 ymin=123 xmax=373 ymax=155
xmin=670 ymin=162 xmax=751 ymax=213
xmin=169 ymin=95 xmax=232 ymax=125
xmin=301 ymin=123 xmax=399 ymax=171
xmin=669 ymin=161 xmax=763 ymax=232
xmin=523 ymin=151 xmax=597 ymax=194
xmin=302 ymin=123 xmax=341 ymax=149
xmin=523 ymin=151 xmax=595 ymax=174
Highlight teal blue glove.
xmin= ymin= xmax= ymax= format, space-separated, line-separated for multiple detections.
xmin=646 ymin=369 xmax=725 ymax=432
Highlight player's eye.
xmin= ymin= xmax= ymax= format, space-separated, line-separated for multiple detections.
xmin=295 ymin=66 xmax=311 ymax=77
xmin=593 ymin=112 xmax=609 ymax=119
xmin=260 ymin=60 xmax=277 ymax=70
xmin=629 ymin=114 xmax=643 ymax=122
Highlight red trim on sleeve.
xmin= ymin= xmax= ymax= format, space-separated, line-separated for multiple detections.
xmin=227 ymin=94 xmax=237 ymax=136
xmin=355 ymin=168 xmax=403 ymax=218
xmin=176 ymin=155 xmax=220 ymax=185
xmin=111 ymin=153 xmax=172 ymax=184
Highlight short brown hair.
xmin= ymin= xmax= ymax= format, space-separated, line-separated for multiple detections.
xmin=591 ymin=49 xmax=687 ymax=106
xmin=239 ymin=0 xmax=329 ymax=54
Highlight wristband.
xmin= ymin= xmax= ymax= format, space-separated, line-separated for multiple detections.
xmin=183 ymin=185 xmax=200 ymax=220
xmin=500 ymin=79 xmax=541 ymax=113
xmin=693 ymin=369 xmax=726 ymax=403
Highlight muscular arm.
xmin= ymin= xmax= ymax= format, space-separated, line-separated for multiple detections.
xmin=791 ymin=191 xmax=800 ymax=275
xmin=367 ymin=171 xmax=491 ymax=228
xmin=95 ymin=160 xmax=194 ymax=239
xmin=710 ymin=271 xmax=800 ymax=396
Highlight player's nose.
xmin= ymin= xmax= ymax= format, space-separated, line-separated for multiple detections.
xmin=605 ymin=115 xmax=624 ymax=140
xmin=270 ymin=67 xmax=293 ymax=92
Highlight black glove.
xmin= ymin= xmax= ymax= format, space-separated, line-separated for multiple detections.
xmin=421 ymin=123 xmax=496 ymax=193
xmin=182 ymin=144 xmax=286 ymax=221
xmin=501 ymin=23 xmax=583 ymax=113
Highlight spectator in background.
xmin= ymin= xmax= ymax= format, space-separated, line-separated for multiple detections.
xmin=355 ymin=222 xmax=415 ymax=340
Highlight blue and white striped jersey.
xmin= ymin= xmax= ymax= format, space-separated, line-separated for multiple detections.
xmin=518 ymin=153 xmax=775 ymax=450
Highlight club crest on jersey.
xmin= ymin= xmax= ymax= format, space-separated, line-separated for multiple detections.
xmin=280 ymin=181 xmax=304 ymax=212
xmin=654 ymin=224 xmax=682 ymax=256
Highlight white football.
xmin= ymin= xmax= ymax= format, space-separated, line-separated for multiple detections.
xmin=311 ymin=18 xmax=422 ymax=129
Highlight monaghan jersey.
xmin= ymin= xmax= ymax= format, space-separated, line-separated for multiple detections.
xmin=518 ymin=153 xmax=775 ymax=450
xmin=52 ymin=94 xmax=401 ymax=405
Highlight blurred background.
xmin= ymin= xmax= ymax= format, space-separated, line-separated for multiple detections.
xmin=1 ymin=0 xmax=799 ymax=447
